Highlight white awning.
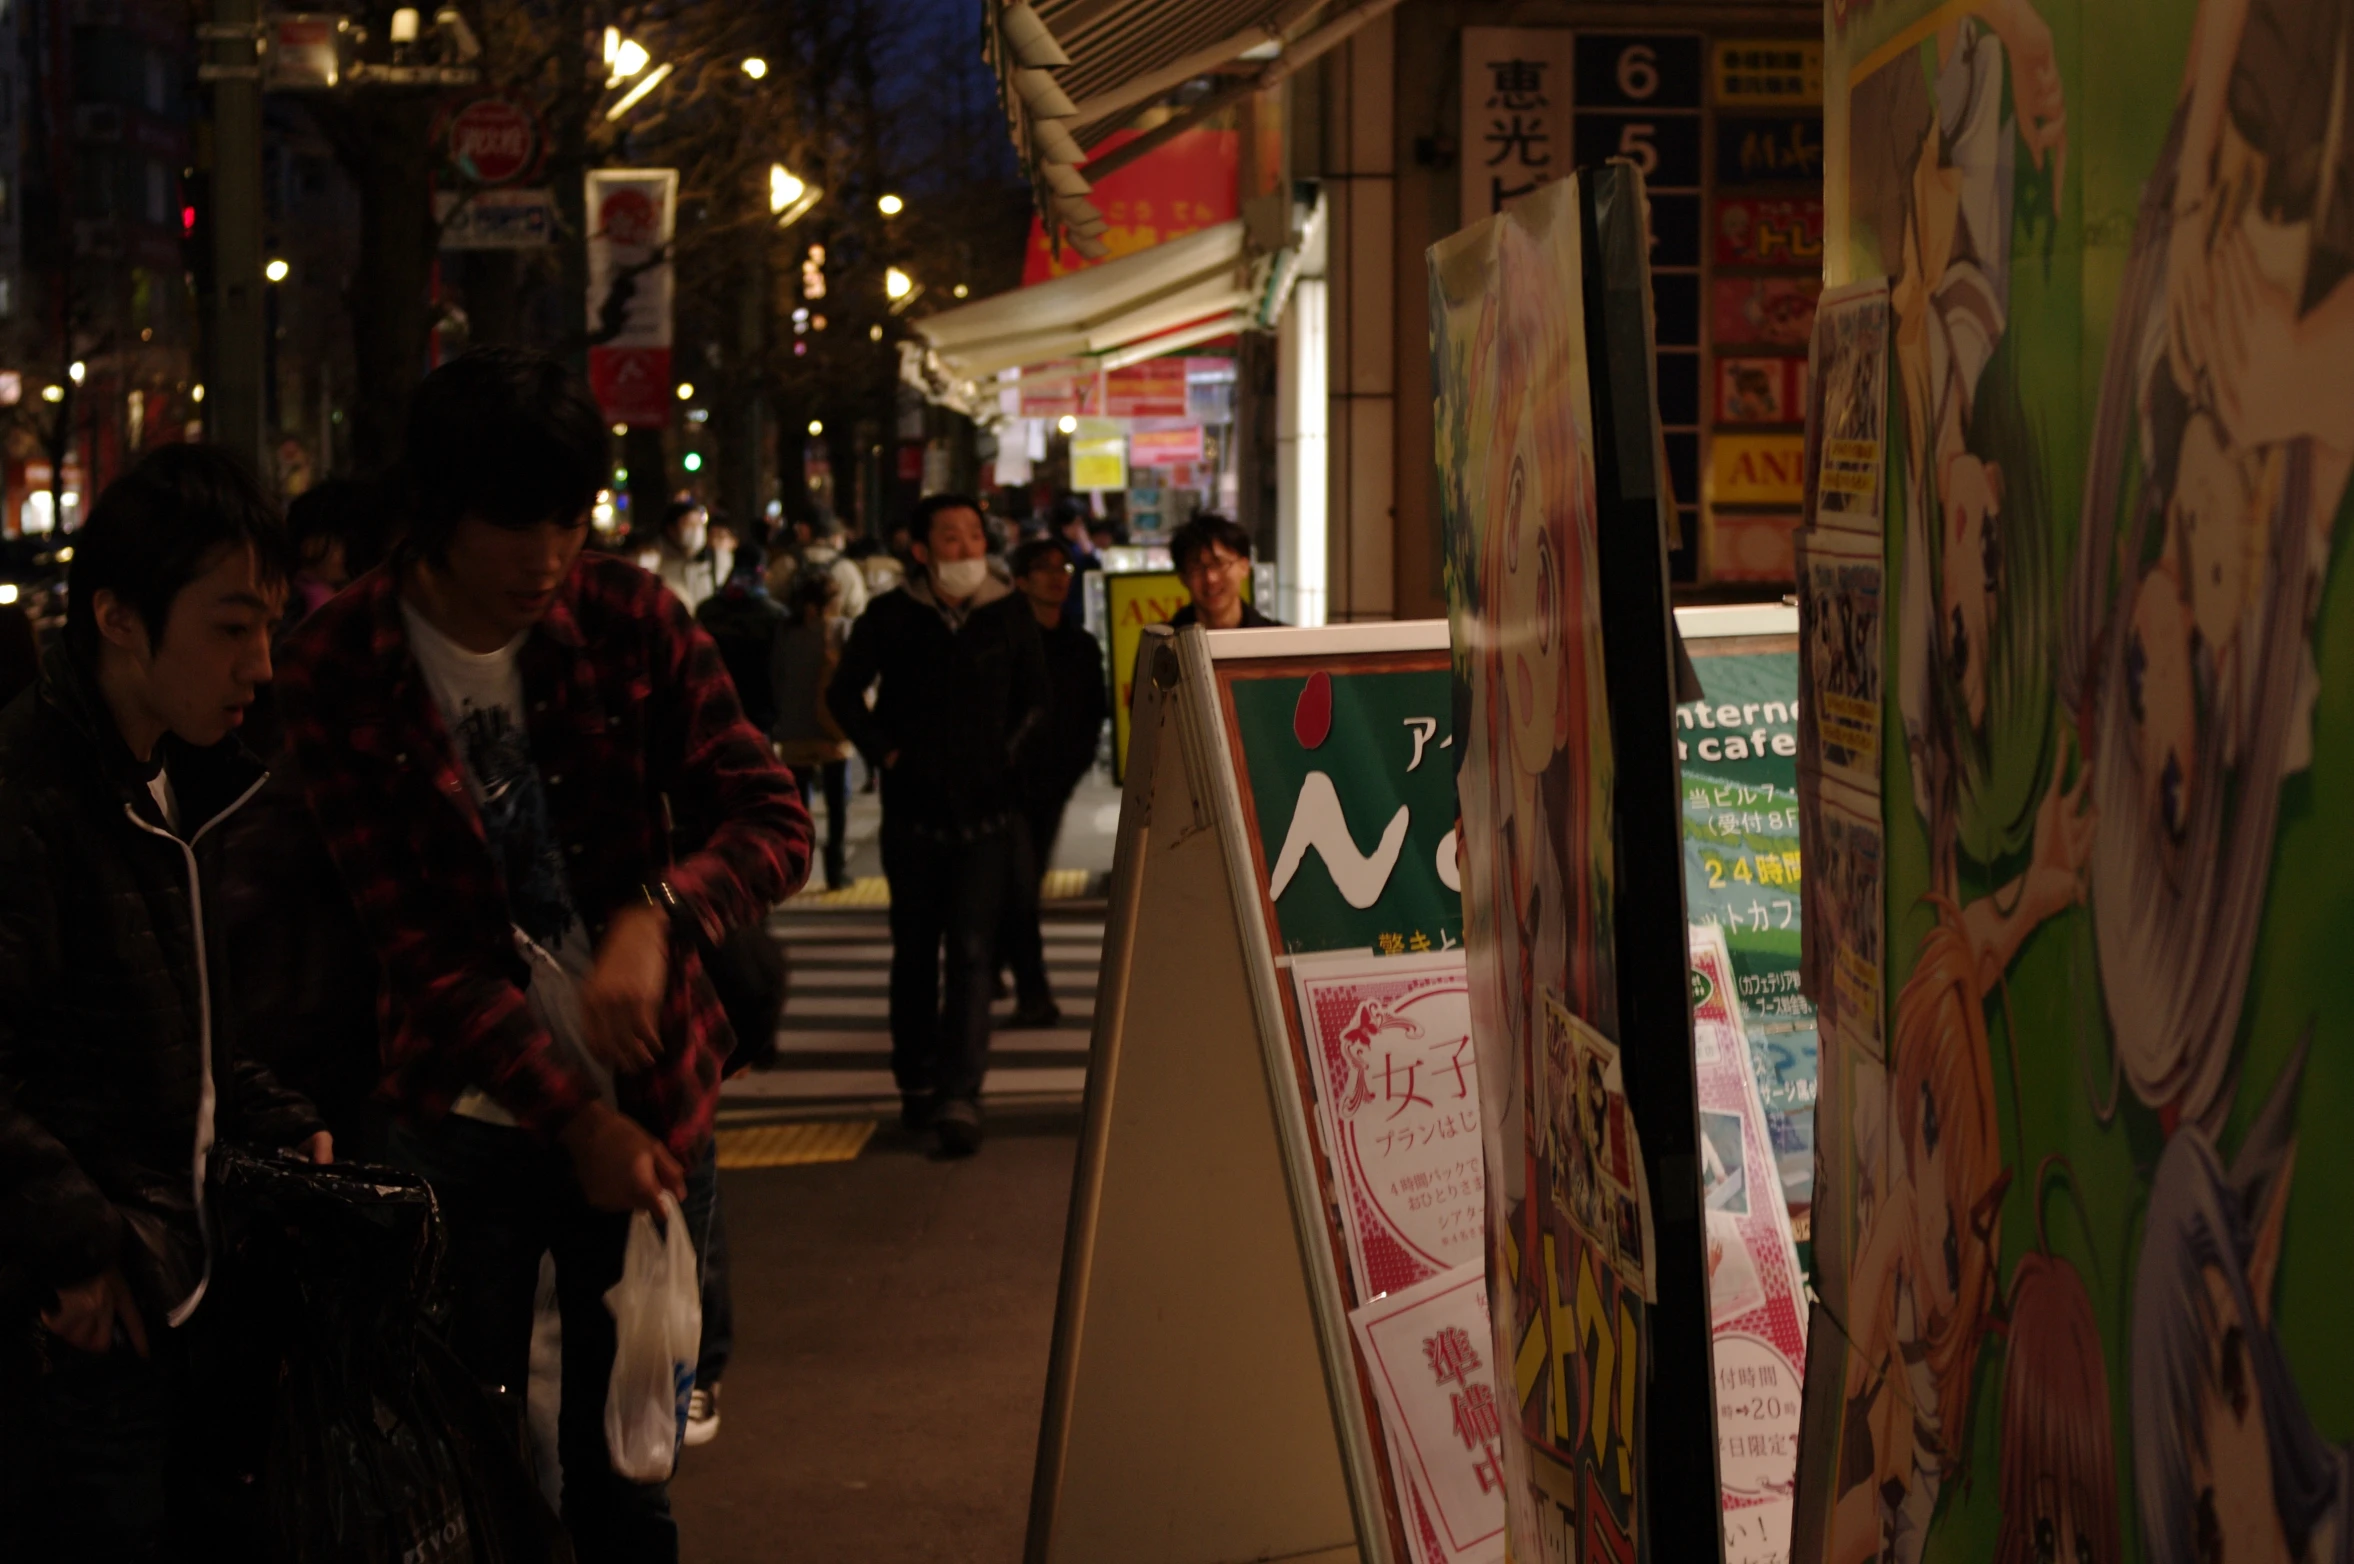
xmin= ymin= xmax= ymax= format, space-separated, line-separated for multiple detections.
xmin=904 ymin=219 xmax=1268 ymax=414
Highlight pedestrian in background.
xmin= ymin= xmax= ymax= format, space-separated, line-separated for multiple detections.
xmin=1168 ymin=513 xmax=1282 ymax=630
xmin=996 ymin=539 xmax=1107 ymax=1027
xmin=695 ymin=542 xmax=788 ymax=735
xmin=276 ymin=348 xmax=811 ymax=1564
xmin=772 ymin=566 xmax=853 ymax=891
xmin=653 ymin=498 xmax=720 ymax=612
xmin=771 ymin=512 xmax=868 ymax=622
xmin=0 ymin=447 xmax=330 ymax=1557
xmin=284 ymin=478 xmax=399 ymax=625
xmin=826 ymin=494 xmax=1046 ymax=1155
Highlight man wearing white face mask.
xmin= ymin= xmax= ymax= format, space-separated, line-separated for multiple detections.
xmin=826 ymin=495 xmax=1048 ymax=1154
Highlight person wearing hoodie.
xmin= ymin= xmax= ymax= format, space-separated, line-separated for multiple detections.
xmin=825 ymin=495 xmax=1047 ymax=1155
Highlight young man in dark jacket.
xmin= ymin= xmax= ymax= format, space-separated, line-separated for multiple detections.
xmin=998 ymin=538 xmax=1108 ymax=1026
xmin=826 ymin=494 xmax=1047 ymax=1154
xmin=276 ymin=349 xmax=811 ymax=1564
xmin=0 ymin=446 xmax=329 ymax=1556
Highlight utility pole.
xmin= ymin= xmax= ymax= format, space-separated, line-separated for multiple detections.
xmin=202 ymin=0 xmax=266 ymax=474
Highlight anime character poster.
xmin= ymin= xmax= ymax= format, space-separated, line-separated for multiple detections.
xmin=1804 ymin=280 xmax=1890 ymax=533
xmin=1795 ymin=4 xmax=2354 ymax=1564
xmin=1432 ymin=175 xmax=1647 ymax=1564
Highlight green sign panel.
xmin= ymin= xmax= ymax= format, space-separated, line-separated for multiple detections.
xmin=1226 ymin=666 xmax=1463 ymax=957
xmin=1679 ymin=648 xmax=1816 ymax=1211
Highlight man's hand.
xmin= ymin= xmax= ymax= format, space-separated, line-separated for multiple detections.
xmin=41 ymin=1268 xmax=148 ymax=1359
xmin=298 ymin=1130 xmax=334 ymax=1166
xmin=560 ymin=1102 xmax=687 ymax=1215
xmin=580 ymin=905 xmax=670 ymax=1074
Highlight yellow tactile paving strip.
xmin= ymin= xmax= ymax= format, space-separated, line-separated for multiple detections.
xmin=786 ymin=868 xmax=1094 ymax=909
xmin=714 ymin=1119 xmax=877 ymax=1169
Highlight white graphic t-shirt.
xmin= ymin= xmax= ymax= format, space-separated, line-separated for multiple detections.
xmin=401 ymin=600 xmax=611 ymax=1117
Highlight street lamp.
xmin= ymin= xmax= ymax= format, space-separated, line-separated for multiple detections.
xmin=768 ymin=163 xmax=821 ymax=227
xmin=605 ymin=60 xmax=672 ymax=120
xmin=740 ymin=57 xmax=768 ymax=79
xmin=675 ymin=382 xmax=695 ymax=401
xmin=39 ymin=384 xmax=61 ymax=403
xmin=264 ymin=258 xmax=289 ymax=283
xmin=807 ymin=419 xmax=824 ymax=435
xmin=606 ymin=33 xmax=650 ymax=84
xmin=876 ymin=193 xmax=904 ymax=217
xmin=885 ymin=267 xmax=912 ymax=299
xmin=68 ymin=360 xmax=85 ymax=385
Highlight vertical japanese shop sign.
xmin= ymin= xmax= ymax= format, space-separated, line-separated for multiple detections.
xmin=1457 ymin=31 xmax=1576 ymax=234
xmin=585 ymin=168 xmax=677 ymax=429
xmin=1433 ymin=175 xmax=1649 ymax=1564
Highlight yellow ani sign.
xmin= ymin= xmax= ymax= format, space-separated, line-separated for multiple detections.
xmin=1106 ymin=571 xmax=1191 ymax=780
xmin=1712 ymin=39 xmax=1822 ymax=106
xmin=1711 ymin=433 xmax=1807 ymax=507
xmin=1070 ymin=417 xmax=1128 ymax=493
xmin=1104 ymin=568 xmax=1254 ymax=779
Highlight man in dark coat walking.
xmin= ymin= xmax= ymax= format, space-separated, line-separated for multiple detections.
xmin=826 ymin=495 xmax=1047 ymax=1155
xmin=997 ymin=538 xmax=1108 ymax=1027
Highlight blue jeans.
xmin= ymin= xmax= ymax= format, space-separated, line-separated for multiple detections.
xmin=388 ymin=1115 xmax=678 ymax=1564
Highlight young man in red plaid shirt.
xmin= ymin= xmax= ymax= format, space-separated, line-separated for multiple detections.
xmin=276 ymin=349 xmax=810 ymax=1562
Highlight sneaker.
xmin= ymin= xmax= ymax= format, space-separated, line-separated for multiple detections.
xmin=934 ymin=1098 xmax=983 ymax=1157
xmin=1003 ymin=999 xmax=1062 ymax=1030
xmin=900 ymin=1092 xmax=935 ymax=1133
xmin=684 ymin=1382 xmax=721 ymax=1447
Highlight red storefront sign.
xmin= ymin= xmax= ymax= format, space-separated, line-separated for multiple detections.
xmin=1022 ymin=127 xmax=1239 ymax=285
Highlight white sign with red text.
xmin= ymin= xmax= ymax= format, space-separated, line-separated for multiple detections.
xmin=1290 ymin=950 xmax=1484 ymax=1301
xmin=1350 ymin=1262 xmax=1508 ymax=1564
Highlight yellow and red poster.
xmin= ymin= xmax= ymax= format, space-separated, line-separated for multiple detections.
xmin=1432 ymin=173 xmax=1648 ymax=1564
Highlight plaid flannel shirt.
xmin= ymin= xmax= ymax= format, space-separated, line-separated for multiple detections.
xmin=276 ymin=554 xmax=812 ymax=1158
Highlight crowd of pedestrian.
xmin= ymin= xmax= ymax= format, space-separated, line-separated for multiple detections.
xmin=0 ymin=338 xmax=1273 ymax=1559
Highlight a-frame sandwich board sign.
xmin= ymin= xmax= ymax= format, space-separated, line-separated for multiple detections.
xmin=1026 ymin=618 xmax=1468 ymax=1564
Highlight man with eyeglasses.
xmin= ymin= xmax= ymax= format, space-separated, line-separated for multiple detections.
xmin=1167 ymin=513 xmax=1282 ymax=631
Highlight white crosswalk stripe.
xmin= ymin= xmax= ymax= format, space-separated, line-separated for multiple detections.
xmin=725 ymin=907 xmax=1104 ymax=1113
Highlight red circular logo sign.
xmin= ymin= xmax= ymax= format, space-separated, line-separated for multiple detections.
xmin=447 ymin=97 xmax=539 ymax=187
xmin=599 ymin=188 xmax=660 ymax=247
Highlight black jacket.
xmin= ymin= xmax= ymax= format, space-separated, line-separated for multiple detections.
xmin=696 ymin=585 xmax=789 ymax=733
xmin=1024 ymin=618 xmax=1107 ymax=805
xmin=826 ymin=576 xmax=1048 ymax=835
xmin=0 ymin=647 xmax=322 ymax=1321
xmin=1168 ymin=599 xmax=1284 ymax=629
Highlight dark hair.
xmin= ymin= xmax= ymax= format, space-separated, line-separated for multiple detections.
xmin=785 ymin=564 xmax=839 ymax=619
xmin=909 ymin=492 xmax=983 ymax=547
xmin=730 ymin=540 xmax=767 ymax=583
xmin=66 ymin=445 xmax=292 ymax=665
xmin=401 ymin=347 xmax=609 ymax=564
xmin=662 ymin=498 xmax=704 ymax=536
xmin=285 ymin=478 xmax=400 ymax=582
xmin=1010 ymin=537 xmax=1072 ymax=578
xmin=1169 ymin=512 xmax=1253 ymax=572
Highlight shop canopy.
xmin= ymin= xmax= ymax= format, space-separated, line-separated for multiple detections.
xmin=984 ymin=0 xmax=1401 ymax=258
xmin=904 ymin=216 xmax=1280 ymax=417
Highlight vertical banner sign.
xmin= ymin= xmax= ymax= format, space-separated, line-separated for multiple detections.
xmin=1794 ymin=6 xmax=2354 ymax=1564
xmin=1433 ymin=176 xmax=1651 ymax=1564
xmin=585 ymin=168 xmax=678 ymax=429
xmin=1457 ymin=30 xmax=1577 ymax=235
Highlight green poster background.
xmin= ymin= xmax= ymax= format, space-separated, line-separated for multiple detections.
xmin=1226 ymin=666 xmax=1463 ymax=956
xmin=1678 ymin=649 xmax=1817 ymax=1217
xmin=1806 ymin=6 xmax=2354 ymax=1563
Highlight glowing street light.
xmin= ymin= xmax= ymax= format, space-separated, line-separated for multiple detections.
xmin=192 ymin=384 xmax=205 ymax=404
xmin=876 ymin=192 xmax=904 ymax=216
xmin=605 ymin=60 xmax=672 ymax=120
xmin=675 ymin=382 xmax=695 ymax=401
xmin=953 ymin=283 xmax=969 ymax=298
xmin=607 ymin=35 xmax=650 ymax=83
xmin=740 ymin=57 xmax=768 ymax=79
xmin=885 ymin=267 xmax=912 ymax=299
xmin=0 ymin=583 xmax=15 ymax=606
xmin=264 ymin=258 xmax=290 ymax=283
xmin=68 ymin=360 xmax=86 ymax=385
xmin=768 ymin=163 xmax=821 ymax=227
xmin=807 ymin=419 xmax=824 ymax=436
xmin=39 ymin=384 xmax=61 ymax=403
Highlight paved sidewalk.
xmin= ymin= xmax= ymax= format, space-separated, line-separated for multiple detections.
xmin=667 ymin=1112 xmax=1080 ymax=1562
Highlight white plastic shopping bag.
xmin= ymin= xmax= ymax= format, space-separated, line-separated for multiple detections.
xmin=603 ymin=1192 xmax=702 ymax=1481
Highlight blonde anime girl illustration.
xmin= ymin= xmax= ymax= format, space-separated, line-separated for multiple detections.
xmin=2064 ymin=0 xmax=2354 ymax=1137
